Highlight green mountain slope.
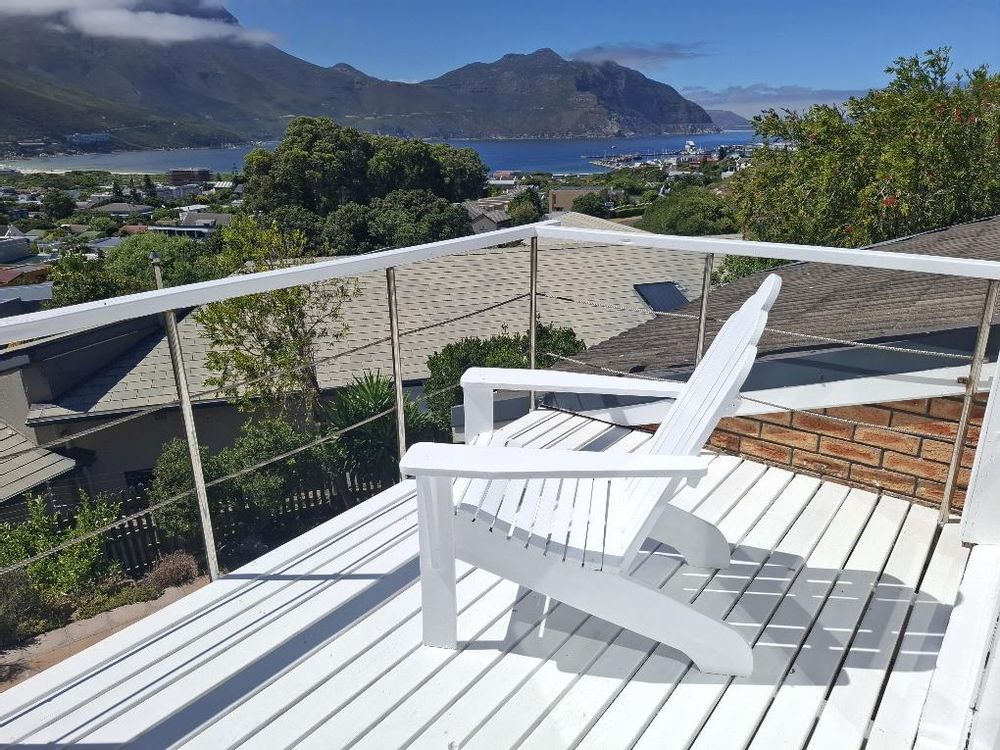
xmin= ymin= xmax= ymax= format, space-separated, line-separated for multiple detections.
xmin=0 ymin=5 xmax=716 ymax=146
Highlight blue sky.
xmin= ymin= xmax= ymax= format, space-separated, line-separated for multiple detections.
xmin=228 ymin=0 xmax=999 ymax=115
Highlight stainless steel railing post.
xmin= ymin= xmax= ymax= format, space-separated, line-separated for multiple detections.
xmin=695 ymin=253 xmax=714 ymax=363
xmin=151 ymin=253 xmax=220 ymax=581
xmin=528 ymin=235 xmax=539 ymax=410
xmin=940 ymin=279 xmax=1000 ymax=524
xmin=386 ymin=267 xmax=407 ymax=471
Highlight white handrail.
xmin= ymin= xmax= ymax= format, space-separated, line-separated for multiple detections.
xmin=536 ymin=224 xmax=1000 ymax=281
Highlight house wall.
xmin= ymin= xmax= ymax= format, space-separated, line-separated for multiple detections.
xmin=706 ymin=394 xmax=985 ymax=510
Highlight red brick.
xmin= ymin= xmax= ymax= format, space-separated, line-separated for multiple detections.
xmin=921 ymin=439 xmax=976 ymax=468
xmin=761 ymin=423 xmax=819 ymax=451
xmin=927 ymin=398 xmax=963 ymax=421
xmin=853 ymin=425 xmax=920 ymax=455
xmin=791 ymin=449 xmax=850 ymax=479
xmin=818 ymin=436 xmax=882 ymax=466
xmin=756 ymin=411 xmax=792 ymax=426
xmin=716 ymin=416 xmax=761 ymax=437
xmin=890 ymin=411 xmax=959 ymax=440
xmin=824 ymin=405 xmax=892 ymax=426
xmin=709 ymin=431 xmax=741 ymax=452
xmin=791 ymin=411 xmax=854 ymax=439
xmin=849 ymin=465 xmax=916 ymax=495
xmin=740 ymin=438 xmax=792 ymax=464
xmin=914 ymin=479 xmax=945 ymax=504
xmin=882 ymin=452 xmax=950 ymax=482
xmin=890 ymin=398 xmax=930 ymax=414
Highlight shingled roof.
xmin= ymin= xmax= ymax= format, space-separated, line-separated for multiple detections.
xmin=560 ymin=216 xmax=1000 ymax=377
xmin=24 ymin=213 xmax=716 ymax=423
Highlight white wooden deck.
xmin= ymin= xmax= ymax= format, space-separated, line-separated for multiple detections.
xmin=0 ymin=410 xmax=971 ymax=749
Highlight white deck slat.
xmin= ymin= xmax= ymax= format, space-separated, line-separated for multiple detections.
xmin=682 ymin=487 xmax=880 ymax=750
xmin=751 ymin=497 xmax=934 ymax=750
xmin=915 ymin=543 xmax=1000 ymax=750
xmin=867 ymin=522 xmax=969 ymax=750
xmin=807 ymin=503 xmax=938 ymax=750
xmin=620 ymin=480 xmax=853 ymax=750
xmin=0 ymin=411 xmax=977 ymax=750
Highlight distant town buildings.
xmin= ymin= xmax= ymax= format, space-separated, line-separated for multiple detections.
xmin=167 ymin=168 xmax=211 ymax=186
xmin=92 ymin=202 xmax=154 ymax=219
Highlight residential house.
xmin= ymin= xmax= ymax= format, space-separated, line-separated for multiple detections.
xmin=0 ymin=265 xmax=48 ymax=287
xmin=0 ymin=282 xmax=53 ymax=319
xmin=167 ymin=168 xmax=211 ymax=186
xmin=462 ymin=200 xmax=512 ymax=233
xmin=147 ymin=211 xmax=232 ymax=239
xmin=547 ymin=187 xmax=620 ymax=213
xmin=92 ymin=202 xmax=154 ymax=219
xmin=0 ymin=224 xmax=31 ymax=263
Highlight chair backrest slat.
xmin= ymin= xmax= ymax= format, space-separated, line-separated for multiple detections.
xmin=617 ymin=274 xmax=781 ymax=568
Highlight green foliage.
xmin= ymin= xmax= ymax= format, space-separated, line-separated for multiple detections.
xmin=571 ymin=191 xmax=610 ymax=218
xmin=87 ymin=215 xmax=119 ymax=236
xmin=47 ymin=251 xmax=120 ymax=308
xmin=194 ymin=215 xmax=354 ymax=422
xmin=506 ymin=188 xmax=544 ymax=225
xmin=104 ymin=233 xmax=215 ymax=291
xmin=322 ymin=189 xmax=472 ymax=255
xmin=423 ymin=323 xmax=586 ymax=428
xmin=730 ymin=48 xmax=1000 ymax=248
xmin=0 ymin=494 xmax=120 ymax=598
xmin=0 ymin=570 xmax=70 ymax=647
xmin=638 ymin=186 xmax=737 ymax=236
xmin=150 ymin=418 xmax=337 ymax=546
xmin=243 ymin=117 xmax=486 ymax=217
xmin=327 ymin=372 xmax=437 ymax=481
xmin=41 ymin=189 xmax=75 ymax=220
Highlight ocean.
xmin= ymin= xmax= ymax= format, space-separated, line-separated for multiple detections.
xmin=3 ymin=131 xmax=755 ymax=176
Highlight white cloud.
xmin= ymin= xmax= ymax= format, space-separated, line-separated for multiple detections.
xmin=568 ymin=41 xmax=708 ymax=72
xmin=683 ymin=84 xmax=870 ymax=117
xmin=0 ymin=0 xmax=276 ymax=45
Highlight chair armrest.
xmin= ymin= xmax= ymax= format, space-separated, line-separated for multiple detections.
xmin=460 ymin=367 xmax=686 ymax=399
xmin=400 ymin=443 xmax=711 ymax=480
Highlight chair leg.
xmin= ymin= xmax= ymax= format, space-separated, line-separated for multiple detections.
xmin=647 ymin=503 xmax=732 ymax=569
xmin=417 ymin=476 xmax=458 ymax=648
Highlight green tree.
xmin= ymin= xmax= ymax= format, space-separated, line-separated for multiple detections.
xmin=41 ymin=190 xmax=75 ymax=220
xmin=730 ymin=48 xmax=1000 ymax=248
xmin=322 ymin=202 xmax=375 ymax=255
xmin=194 ymin=216 xmax=354 ymax=425
xmin=428 ymin=143 xmax=488 ymax=202
xmin=571 ymin=191 xmax=610 ymax=218
xmin=423 ymin=323 xmax=586 ymax=429
xmin=47 ymin=251 xmax=120 ymax=308
xmin=506 ymin=188 xmax=544 ymax=225
xmin=111 ymin=179 xmax=124 ymax=202
xmin=141 ymin=174 xmax=157 ymax=203
xmin=149 ymin=418 xmax=337 ymax=550
xmin=104 ymin=233 xmax=215 ymax=291
xmin=638 ymin=186 xmax=737 ymax=236
xmin=365 ymin=189 xmax=472 ymax=250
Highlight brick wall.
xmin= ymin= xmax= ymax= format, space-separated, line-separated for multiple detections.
xmin=706 ymin=395 xmax=985 ymax=510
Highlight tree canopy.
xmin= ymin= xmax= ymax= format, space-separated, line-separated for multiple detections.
xmin=41 ymin=190 xmax=75 ymax=220
xmin=638 ymin=185 xmax=736 ymax=236
xmin=571 ymin=191 xmax=610 ymax=218
xmin=243 ymin=117 xmax=487 ymax=218
xmin=506 ymin=188 xmax=544 ymax=225
xmin=730 ymin=48 xmax=1000 ymax=247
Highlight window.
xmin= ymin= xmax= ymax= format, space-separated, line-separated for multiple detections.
xmin=634 ymin=282 xmax=688 ymax=313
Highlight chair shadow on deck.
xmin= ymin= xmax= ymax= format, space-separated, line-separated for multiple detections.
xmin=466 ymin=542 xmax=953 ymax=686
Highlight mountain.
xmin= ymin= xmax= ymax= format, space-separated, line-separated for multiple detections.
xmin=705 ymin=110 xmax=753 ymax=130
xmin=0 ymin=6 xmax=715 ymax=149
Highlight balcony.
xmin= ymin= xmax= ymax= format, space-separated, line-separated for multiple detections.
xmin=1 ymin=218 xmax=999 ymax=748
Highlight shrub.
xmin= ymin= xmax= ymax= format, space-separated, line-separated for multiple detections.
xmin=73 ymin=573 xmax=161 ymax=621
xmin=145 ymin=552 xmax=199 ymax=590
xmin=423 ymin=322 xmax=586 ymax=429
xmin=0 ymin=494 xmax=120 ymax=598
xmin=0 ymin=570 xmax=70 ymax=647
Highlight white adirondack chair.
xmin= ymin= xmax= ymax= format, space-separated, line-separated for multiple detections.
xmin=400 ymin=274 xmax=782 ymax=676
